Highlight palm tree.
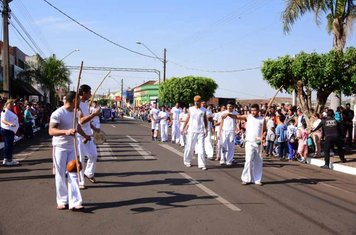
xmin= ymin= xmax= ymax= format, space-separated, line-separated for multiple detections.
xmin=282 ymin=0 xmax=356 ymax=51
xmin=18 ymin=54 xmax=70 ymax=105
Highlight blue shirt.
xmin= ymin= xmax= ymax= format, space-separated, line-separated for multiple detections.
xmin=276 ymin=123 xmax=287 ymax=142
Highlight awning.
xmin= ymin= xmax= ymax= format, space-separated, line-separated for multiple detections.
xmin=11 ymin=79 xmax=43 ymax=96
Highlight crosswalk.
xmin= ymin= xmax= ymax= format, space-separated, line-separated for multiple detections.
xmin=97 ymin=135 xmax=156 ymax=161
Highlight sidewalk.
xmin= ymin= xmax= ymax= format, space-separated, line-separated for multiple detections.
xmin=234 ymin=145 xmax=356 ymax=176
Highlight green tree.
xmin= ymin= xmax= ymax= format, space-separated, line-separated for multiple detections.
xmin=18 ymin=54 xmax=70 ymax=105
xmin=282 ymin=0 xmax=356 ymax=51
xmin=159 ymin=76 xmax=218 ymax=107
xmin=261 ymin=47 xmax=356 ymax=123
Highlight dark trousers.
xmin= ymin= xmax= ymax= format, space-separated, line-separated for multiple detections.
xmin=266 ymin=140 xmax=274 ymax=155
xmin=1 ymin=128 xmax=15 ymax=161
xmin=344 ymin=124 xmax=353 ymax=147
xmin=24 ymin=122 xmax=34 ymax=138
xmin=278 ymin=141 xmax=288 ymax=159
xmin=323 ymin=136 xmax=345 ymax=165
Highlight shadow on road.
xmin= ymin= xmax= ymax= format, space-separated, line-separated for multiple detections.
xmin=83 ymin=191 xmax=215 ymax=213
xmin=263 ymin=178 xmax=335 ymax=185
xmin=96 ymin=170 xmax=183 ymax=177
xmin=87 ymin=177 xmax=213 ymax=189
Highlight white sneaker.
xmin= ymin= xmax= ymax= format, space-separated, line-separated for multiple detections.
xmin=4 ymin=160 xmax=19 ymax=166
xmin=201 ymin=167 xmax=207 ymax=171
xmin=185 ymin=164 xmax=191 ymax=168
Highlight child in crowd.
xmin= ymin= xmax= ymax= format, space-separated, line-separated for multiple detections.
xmin=297 ymin=122 xmax=308 ymax=163
xmin=265 ymin=126 xmax=275 ymax=157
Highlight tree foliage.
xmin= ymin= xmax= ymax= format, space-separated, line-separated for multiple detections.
xmin=282 ymin=0 xmax=356 ymax=51
xmin=261 ymin=47 xmax=356 ymax=118
xmin=18 ymin=54 xmax=70 ymax=105
xmin=159 ymin=76 xmax=218 ymax=107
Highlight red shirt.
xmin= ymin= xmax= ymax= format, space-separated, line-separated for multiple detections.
xmin=13 ymin=105 xmax=24 ymax=124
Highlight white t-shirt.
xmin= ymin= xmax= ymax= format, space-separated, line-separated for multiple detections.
xmin=50 ymin=106 xmax=75 ymax=149
xmin=245 ymin=114 xmax=264 ymax=143
xmin=79 ymin=100 xmax=91 ymax=135
xmin=206 ymin=109 xmax=214 ymax=129
xmin=150 ymin=108 xmax=160 ymax=122
xmin=158 ymin=111 xmax=169 ymax=124
xmin=171 ymin=107 xmax=182 ymax=122
xmin=213 ymin=112 xmax=222 ymax=132
xmin=1 ymin=109 xmax=19 ymax=133
xmin=188 ymin=106 xmax=205 ymax=133
xmin=179 ymin=112 xmax=188 ymax=124
xmin=90 ymin=106 xmax=100 ymax=129
xmin=221 ymin=111 xmax=238 ymax=132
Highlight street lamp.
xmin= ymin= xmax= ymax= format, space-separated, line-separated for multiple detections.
xmin=60 ymin=49 xmax=80 ymax=91
xmin=136 ymin=41 xmax=167 ymax=83
xmin=60 ymin=49 xmax=80 ymax=61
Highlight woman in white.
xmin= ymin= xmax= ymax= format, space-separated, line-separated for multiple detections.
xmin=1 ymin=99 xmax=20 ymax=166
xmin=223 ymin=103 xmax=266 ymax=185
xmin=179 ymin=107 xmax=188 ymax=147
xmin=171 ymin=103 xmax=182 ymax=144
xmin=219 ymin=103 xmax=238 ymax=166
xmin=182 ymin=96 xmax=207 ymax=170
xmin=158 ymin=106 xmax=169 ymax=142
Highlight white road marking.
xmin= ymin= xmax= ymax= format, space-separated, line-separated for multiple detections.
xmin=159 ymin=144 xmax=240 ymax=211
xmin=180 ymin=173 xmax=241 ymax=212
xmin=14 ymin=143 xmax=49 ymax=161
xmin=159 ymin=144 xmax=183 ymax=157
xmin=126 ymin=135 xmax=138 ymax=143
xmin=129 ymin=143 xmax=156 ymax=160
xmin=111 ymin=124 xmax=117 ymax=128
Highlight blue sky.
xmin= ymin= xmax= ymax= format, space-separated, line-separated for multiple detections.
xmin=7 ymin=0 xmax=356 ymax=99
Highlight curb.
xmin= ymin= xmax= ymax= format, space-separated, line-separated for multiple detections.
xmin=123 ymin=116 xmax=135 ymax=120
xmin=307 ymin=157 xmax=356 ymax=176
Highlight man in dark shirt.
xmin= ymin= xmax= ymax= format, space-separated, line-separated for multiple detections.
xmin=342 ymin=103 xmax=354 ymax=149
xmin=312 ymin=109 xmax=346 ymax=169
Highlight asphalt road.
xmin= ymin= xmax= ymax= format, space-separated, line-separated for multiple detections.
xmin=0 ymin=118 xmax=355 ymax=235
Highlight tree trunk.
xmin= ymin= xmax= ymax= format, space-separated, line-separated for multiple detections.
xmin=332 ymin=18 xmax=346 ymax=52
xmin=306 ymin=86 xmax=312 ymax=110
xmin=315 ymin=91 xmax=331 ymax=114
xmin=296 ymin=80 xmax=312 ymax=127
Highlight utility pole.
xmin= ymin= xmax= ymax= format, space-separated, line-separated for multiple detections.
xmin=121 ymin=78 xmax=124 ymax=108
xmin=2 ymin=0 xmax=11 ymax=98
xmin=163 ymin=48 xmax=167 ymax=82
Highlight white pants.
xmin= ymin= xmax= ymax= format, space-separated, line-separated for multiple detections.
xmin=220 ymin=131 xmax=235 ymax=165
xmin=204 ymin=130 xmax=214 ymax=159
xmin=179 ymin=123 xmax=186 ymax=146
xmin=160 ymin=122 xmax=168 ymax=141
xmin=53 ymin=146 xmax=82 ymax=209
xmin=171 ymin=120 xmax=180 ymax=143
xmin=77 ymin=136 xmax=98 ymax=186
xmin=241 ymin=142 xmax=263 ymax=184
xmin=183 ymin=132 xmax=206 ymax=168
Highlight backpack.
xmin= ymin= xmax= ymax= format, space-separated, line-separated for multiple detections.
xmin=289 ymin=133 xmax=296 ymax=143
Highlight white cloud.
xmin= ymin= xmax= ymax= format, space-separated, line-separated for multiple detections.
xmin=35 ymin=16 xmax=95 ymax=32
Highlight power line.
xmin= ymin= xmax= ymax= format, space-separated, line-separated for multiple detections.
xmin=169 ymin=60 xmax=260 ymax=73
xmin=42 ymin=0 xmax=156 ymax=59
xmin=10 ymin=12 xmax=46 ymax=57
xmin=9 ymin=20 xmax=39 ymax=55
xmin=14 ymin=0 xmax=53 ymax=54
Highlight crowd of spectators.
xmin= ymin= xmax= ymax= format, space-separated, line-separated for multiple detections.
xmin=0 ymin=97 xmax=55 ymax=142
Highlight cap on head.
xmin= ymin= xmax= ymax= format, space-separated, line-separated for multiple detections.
xmin=193 ymin=95 xmax=201 ymax=102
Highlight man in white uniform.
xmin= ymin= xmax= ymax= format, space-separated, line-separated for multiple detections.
xmin=219 ymin=103 xmax=238 ymax=166
xmin=49 ymin=91 xmax=89 ymax=210
xmin=149 ymin=103 xmax=160 ymax=141
xmin=77 ymin=85 xmax=101 ymax=189
xmin=182 ymin=96 xmax=207 ymax=170
xmin=171 ymin=103 xmax=182 ymax=144
xmin=158 ymin=106 xmax=169 ymax=142
xmin=179 ymin=107 xmax=189 ymax=147
xmin=222 ymin=103 xmax=266 ymax=185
